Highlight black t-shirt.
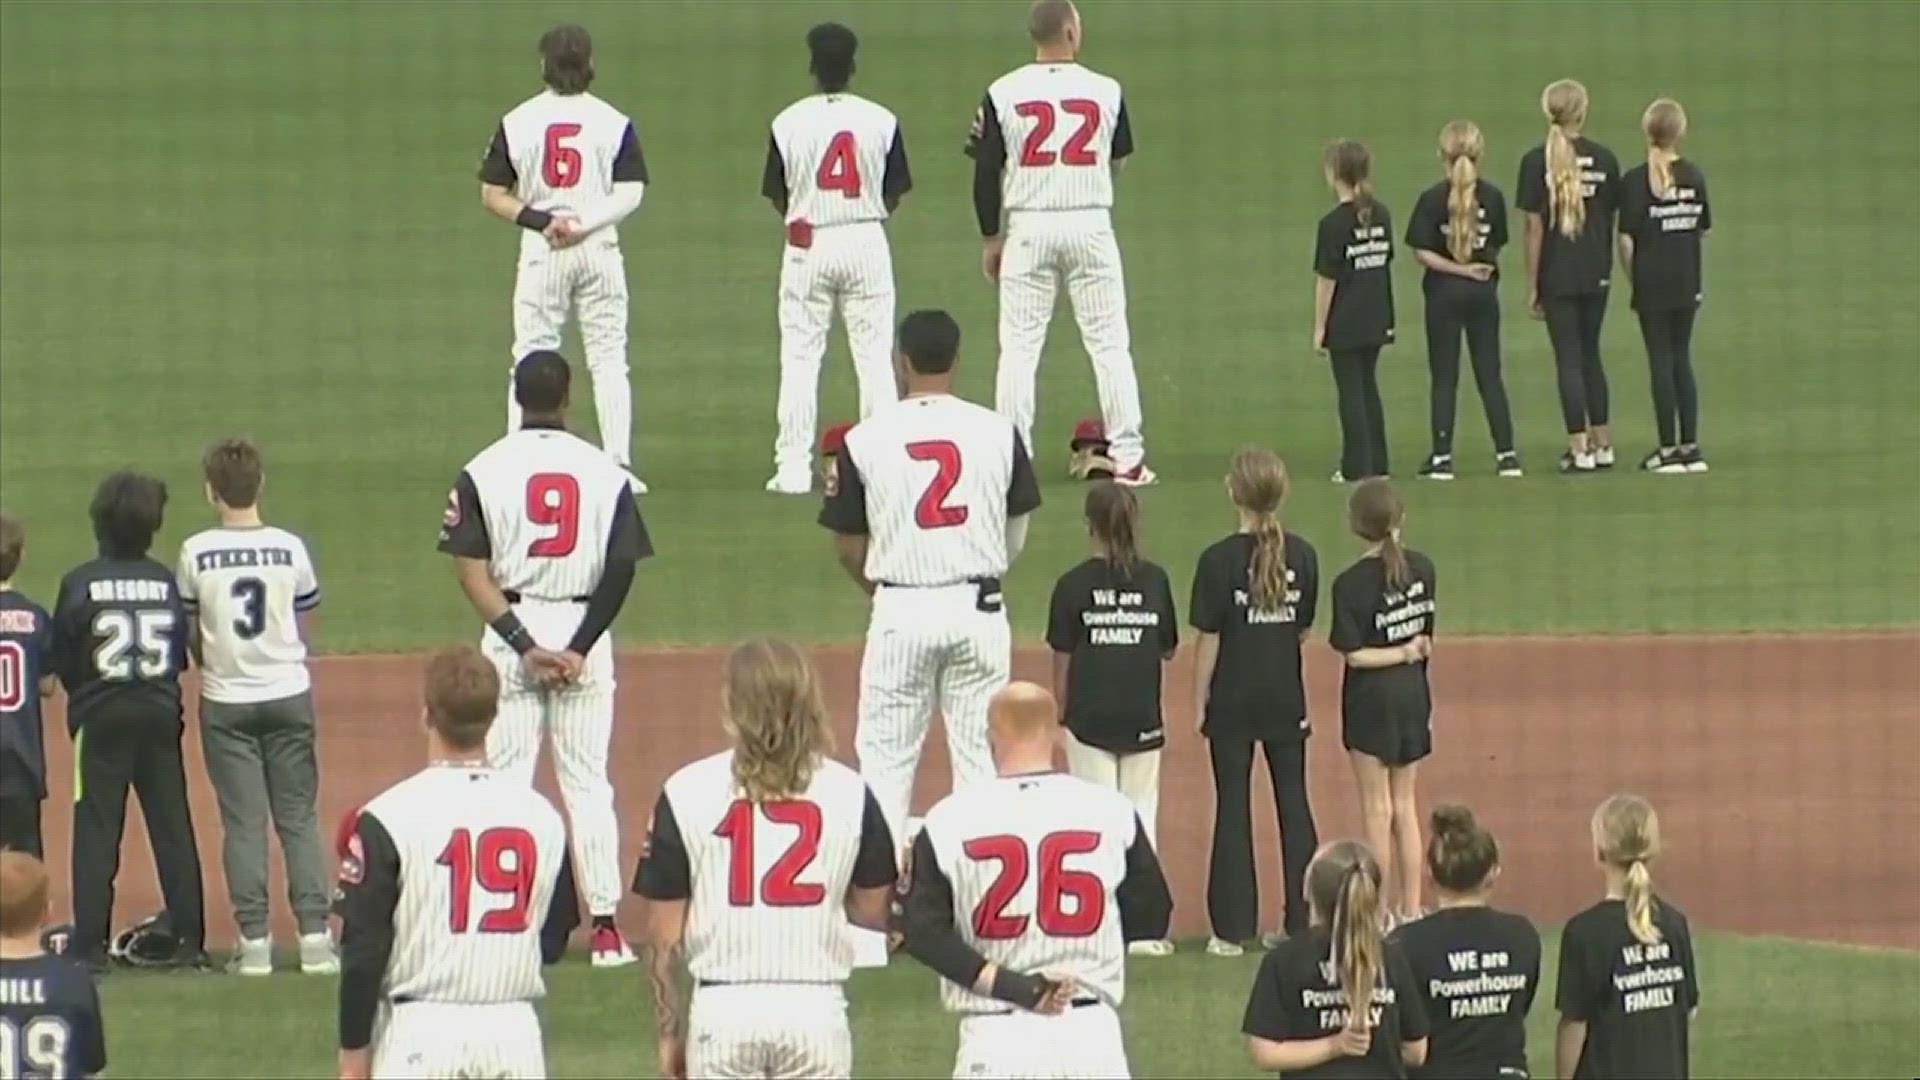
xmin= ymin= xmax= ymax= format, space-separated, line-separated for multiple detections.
xmin=1390 ymin=906 xmax=1541 ymax=1079
xmin=1189 ymin=532 xmax=1320 ymax=741
xmin=51 ymin=556 xmax=189 ymax=723
xmin=0 ymin=953 xmax=107 ymax=1078
xmin=1046 ymin=557 xmax=1178 ymax=754
xmin=1617 ymin=160 xmax=1711 ymax=312
xmin=1556 ymin=898 xmax=1699 ymax=1080
xmin=1243 ymin=926 xmax=1430 ymax=1079
xmin=1329 ymin=550 xmax=1436 ymax=696
xmin=1405 ymin=179 xmax=1509 ymax=290
xmin=1516 ymin=138 xmax=1621 ymax=298
xmin=1315 ymin=201 xmax=1397 ymax=349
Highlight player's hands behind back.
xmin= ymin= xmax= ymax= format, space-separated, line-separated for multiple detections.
xmin=544 ymin=216 xmax=584 ymax=249
xmin=521 ymin=647 xmax=574 ymax=688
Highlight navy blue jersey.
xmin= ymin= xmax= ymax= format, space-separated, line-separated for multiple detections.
xmin=0 ymin=591 xmax=54 ymax=798
xmin=51 ymin=557 xmax=188 ymax=724
xmin=0 ymin=953 xmax=108 ymax=1078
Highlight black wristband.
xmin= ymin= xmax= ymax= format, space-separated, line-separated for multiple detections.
xmin=515 ymin=207 xmax=555 ymax=232
xmin=989 ymin=967 xmax=1054 ymax=1011
xmin=489 ymin=612 xmax=536 ymax=656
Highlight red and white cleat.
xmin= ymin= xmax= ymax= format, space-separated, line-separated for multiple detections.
xmin=590 ymin=925 xmax=637 ymax=968
xmin=1114 ymin=463 xmax=1158 ymax=488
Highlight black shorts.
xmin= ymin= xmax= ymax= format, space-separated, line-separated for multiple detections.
xmin=1340 ymin=671 xmax=1432 ymax=767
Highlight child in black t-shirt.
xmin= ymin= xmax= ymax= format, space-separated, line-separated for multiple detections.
xmin=1047 ymin=481 xmax=1179 ymax=956
xmin=1557 ymin=794 xmax=1699 ymax=1080
xmin=1314 ymin=139 xmax=1396 ymax=483
xmin=1390 ymin=805 xmax=1540 ymax=1080
xmin=1406 ymin=121 xmax=1519 ymax=481
xmin=1190 ymin=448 xmax=1320 ymax=955
xmin=1242 ymin=840 xmax=1429 ymax=1077
xmin=1329 ymin=480 xmax=1436 ymax=926
xmin=1618 ymin=98 xmax=1713 ymax=476
xmin=1518 ymin=79 xmax=1622 ymax=474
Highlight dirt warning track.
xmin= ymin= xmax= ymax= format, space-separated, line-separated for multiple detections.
xmin=35 ymin=634 xmax=1920 ymax=952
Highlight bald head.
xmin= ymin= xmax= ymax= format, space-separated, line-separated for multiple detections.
xmin=1029 ymin=0 xmax=1079 ymax=47
xmin=988 ymin=682 xmax=1059 ymax=771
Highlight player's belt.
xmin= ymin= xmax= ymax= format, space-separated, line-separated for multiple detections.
xmin=387 ymin=994 xmax=534 ymax=1006
xmin=876 ymin=576 xmax=1004 ymax=614
xmin=502 ymin=590 xmax=590 ymax=604
xmin=874 ymin=576 xmax=997 ymax=590
xmin=695 ymin=979 xmax=839 ymax=988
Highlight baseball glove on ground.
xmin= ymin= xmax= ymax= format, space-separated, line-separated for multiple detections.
xmin=1068 ymin=418 xmax=1117 ymax=480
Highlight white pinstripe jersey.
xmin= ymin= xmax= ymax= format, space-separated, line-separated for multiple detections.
xmin=820 ymin=395 xmax=1040 ymax=586
xmin=175 ymin=526 xmax=319 ymax=704
xmin=644 ymin=751 xmax=892 ymax=983
xmin=354 ymin=766 xmax=568 ymax=1003
xmin=971 ymin=63 xmax=1133 ymax=212
xmin=918 ymin=773 xmax=1141 ymax=1013
xmin=484 ymin=90 xmax=645 ymax=255
xmin=768 ymin=94 xmax=907 ymax=227
xmin=442 ymin=427 xmax=633 ymax=599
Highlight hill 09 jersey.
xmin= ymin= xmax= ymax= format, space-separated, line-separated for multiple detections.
xmin=0 ymin=953 xmax=108 ymax=1079
xmin=763 ymin=94 xmax=911 ymax=228
xmin=968 ymin=62 xmax=1134 ymax=213
xmin=819 ymin=395 xmax=1042 ymax=587
xmin=903 ymin=772 xmax=1172 ymax=1014
xmin=440 ymin=423 xmax=649 ymax=600
xmin=333 ymin=766 xmax=573 ymax=1048
xmin=479 ymin=90 xmax=648 ymax=252
xmin=631 ymin=751 xmax=897 ymax=983
xmin=176 ymin=526 xmax=320 ymax=704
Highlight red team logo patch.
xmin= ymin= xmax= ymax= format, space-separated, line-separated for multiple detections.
xmin=442 ymin=488 xmax=462 ymax=530
xmin=339 ymin=832 xmax=366 ymax=887
xmin=823 ymin=457 xmax=841 ymax=498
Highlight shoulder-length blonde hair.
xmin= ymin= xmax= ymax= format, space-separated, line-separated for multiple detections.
xmin=725 ymin=640 xmax=836 ymax=803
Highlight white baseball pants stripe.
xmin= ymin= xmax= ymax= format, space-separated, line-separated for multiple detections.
xmin=373 ymin=1001 xmax=545 ymax=1079
xmin=774 ymin=223 xmax=899 ymax=475
xmin=995 ymin=209 xmax=1146 ymax=470
xmin=688 ymin=983 xmax=853 ymax=1079
xmin=855 ymin=584 xmax=1009 ymax=847
xmin=1064 ymin=735 xmax=1163 ymax=850
xmin=509 ymin=240 xmax=634 ymax=467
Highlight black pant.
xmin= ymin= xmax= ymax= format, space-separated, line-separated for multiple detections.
xmin=1542 ymin=293 xmax=1611 ymax=433
xmin=1206 ymin=738 xmax=1318 ymax=939
xmin=1425 ymin=286 xmax=1514 ymax=455
xmin=1329 ymin=346 xmax=1389 ymax=478
xmin=0 ymin=792 xmax=42 ymax=859
xmin=71 ymin=710 xmax=205 ymax=960
xmin=1638 ymin=307 xmax=1700 ymax=446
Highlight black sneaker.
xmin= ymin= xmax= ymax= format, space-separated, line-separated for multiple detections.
xmin=1558 ymin=450 xmax=1597 ymax=474
xmin=1682 ymin=446 xmax=1709 ymax=473
xmin=1641 ymin=448 xmax=1688 ymax=475
xmin=1495 ymin=451 xmax=1523 ymax=478
xmin=1418 ymin=454 xmax=1454 ymax=481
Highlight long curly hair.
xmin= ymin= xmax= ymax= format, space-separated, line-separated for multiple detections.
xmin=725 ymin=640 xmax=835 ymax=803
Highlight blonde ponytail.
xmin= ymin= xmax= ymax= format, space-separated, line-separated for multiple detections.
xmin=1541 ymin=80 xmax=1591 ymax=240
xmin=1438 ymin=120 xmax=1485 ymax=263
xmin=1623 ymin=859 xmax=1660 ymax=945
xmin=1593 ymin=793 xmax=1665 ymax=946
xmin=1643 ymin=98 xmax=1689 ymax=198
xmin=1334 ymin=863 xmax=1384 ymax=1025
xmin=1249 ymin=513 xmax=1289 ymax=613
xmin=1228 ymin=447 xmax=1293 ymax=613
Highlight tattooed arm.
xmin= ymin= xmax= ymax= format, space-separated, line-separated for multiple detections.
xmin=645 ymin=899 xmax=691 ymax=1080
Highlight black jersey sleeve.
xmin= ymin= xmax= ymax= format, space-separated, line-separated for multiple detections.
xmin=1046 ymin=571 xmax=1080 ymax=653
xmin=567 ymin=485 xmax=650 ymax=655
xmin=631 ymin=792 xmax=692 ymax=901
xmin=850 ymin=787 xmax=899 ymax=890
xmin=1240 ymin=947 xmax=1295 ymax=1040
xmin=1189 ymin=547 xmax=1227 ymax=633
xmin=612 ymin=122 xmax=649 ymax=184
xmin=1295 ymin=541 xmax=1320 ymax=632
xmin=899 ymin=828 xmax=990 ymax=991
xmin=78 ymin=975 xmax=108 ymax=1076
xmin=817 ymin=445 xmax=870 ymax=535
xmin=1693 ymin=166 xmax=1712 ymax=232
xmin=1516 ymin=150 xmax=1548 ymax=214
xmin=49 ymin=574 xmax=87 ymax=690
xmin=1487 ymin=185 xmax=1512 ymax=250
xmin=1328 ymin=570 xmax=1366 ymax=652
xmin=1388 ymin=943 xmax=1430 ymax=1041
xmin=1405 ymin=189 xmax=1441 ymax=254
xmin=1553 ymin=917 xmax=1602 ymax=1021
xmin=882 ymin=123 xmax=913 ymax=213
xmin=1594 ymin=144 xmax=1622 ymax=214
xmin=436 ymin=471 xmax=491 ymax=559
xmin=1007 ymin=433 xmax=1043 ymax=517
xmin=1115 ymin=815 xmax=1173 ymax=942
xmin=542 ymin=849 xmax=582 ymax=965
xmin=1674 ymin=912 xmax=1701 ymax=1009
xmin=762 ymin=133 xmax=788 ymax=211
xmin=967 ymin=93 xmax=1007 ymax=237
xmin=1155 ymin=566 xmax=1180 ymax=654
xmin=1112 ymin=98 xmax=1135 ymax=160
xmin=478 ymin=124 xmax=517 ymax=186
xmin=1519 ymin=917 xmax=1545 ymax=1015
xmin=336 ymin=810 xmax=402 ymax=1051
xmin=1313 ymin=209 xmax=1345 ymax=277
xmin=1618 ymin=168 xmax=1648 ymax=237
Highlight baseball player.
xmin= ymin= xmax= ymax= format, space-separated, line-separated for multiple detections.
xmin=967 ymin=0 xmax=1154 ymax=486
xmin=175 ymin=438 xmax=336 ymax=976
xmin=817 ymin=309 xmax=1043 ymax=856
xmin=761 ymin=22 xmax=913 ymax=495
xmin=438 ymin=350 xmax=652 ymax=967
xmin=632 ymin=641 xmax=898 ymax=1080
xmin=334 ymin=647 xmax=575 ymax=1080
xmin=0 ymin=512 xmax=56 ymax=859
xmin=0 ymin=853 xmax=108 ymax=1080
xmin=479 ymin=24 xmax=651 ymax=493
xmin=900 ymin=682 xmax=1173 ymax=1079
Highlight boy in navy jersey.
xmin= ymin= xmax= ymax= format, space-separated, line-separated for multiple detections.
xmin=0 ymin=514 xmax=56 ymax=858
xmin=0 ymin=852 xmax=108 ymax=1078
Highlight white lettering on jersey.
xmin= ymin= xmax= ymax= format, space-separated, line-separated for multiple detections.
xmin=367 ymin=767 xmax=567 ymax=1004
xmin=773 ymin=94 xmax=900 ymax=228
xmin=497 ymin=90 xmax=636 ymax=253
xmin=176 ymin=526 xmax=318 ymax=703
xmin=920 ymin=773 xmax=1139 ymax=1013
xmin=987 ymin=63 xmax=1126 ymax=212
xmin=667 ymin=751 xmax=875 ymax=983
xmin=464 ymin=428 xmax=630 ymax=599
xmin=847 ymin=395 xmax=1019 ymax=586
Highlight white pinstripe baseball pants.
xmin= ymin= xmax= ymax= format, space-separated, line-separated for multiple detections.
xmin=856 ymin=584 xmax=1008 ymax=848
xmin=509 ymin=239 xmax=634 ymax=468
xmin=953 ymin=1003 xmax=1131 ymax=1079
xmin=373 ymin=1001 xmax=545 ymax=1078
xmin=995 ymin=209 xmax=1146 ymax=471
xmin=482 ymin=601 xmax=623 ymax=918
xmin=689 ymin=983 xmax=852 ymax=1079
xmin=774 ymin=222 xmax=898 ymax=475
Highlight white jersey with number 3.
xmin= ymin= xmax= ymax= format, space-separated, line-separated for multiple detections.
xmin=771 ymin=94 xmax=903 ymax=228
xmin=979 ymin=63 xmax=1130 ymax=213
xmin=451 ymin=427 xmax=632 ymax=599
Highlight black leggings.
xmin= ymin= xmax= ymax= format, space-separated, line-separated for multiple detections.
xmin=1638 ymin=307 xmax=1700 ymax=446
xmin=1425 ymin=286 xmax=1515 ymax=456
xmin=1206 ymin=738 xmax=1318 ymax=939
xmin=1542 ymin=294 xmax=1611 ymax=433
xmin=1329 ymin=346 xmax=1389 ymax=478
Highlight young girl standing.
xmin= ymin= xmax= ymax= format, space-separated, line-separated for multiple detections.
xmin=1619 ymin=99 xmax=1713 ymax=474
xmin=1556 ymin=794 xmax=1700 ymax=1079
xmin=1190 ymin=449 xmax=1320 ymax=955
xmin=1045 ymin=481 xmax=1179 ymax=955
xmin=1518 ymin=79 xmax=1623 ymax=474
xmin=1406 ymin=121 xmax=1520 ymax=480
xmin=1314 ymin=140 xmax=1396 ymax=483
xmin=1329 ymin=479 xmax=1436 ymax=926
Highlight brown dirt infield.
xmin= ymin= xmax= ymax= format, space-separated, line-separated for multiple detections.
xmin=34 ymin=634 xmax=1920 ymax=952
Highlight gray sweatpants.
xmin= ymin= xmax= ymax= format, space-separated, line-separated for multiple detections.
xmin=199 ymin=692 xmax=331 ymax=939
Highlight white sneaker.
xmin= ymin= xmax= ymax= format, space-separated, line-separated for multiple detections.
xmin=299 ymin=932 xmax=339 ymax=975
xmin=227 ymin=936 xmax=272 ymax=977
xmin=1593 ymin=446 xmax=1616 ymax=469
xmin=765 ymin=470 xmax=812 ymax=495
xmin=1127 ymin=939 xmax=1175 ymax=957
xmin=1205 ymin=937 xmax=1245 ymax=958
